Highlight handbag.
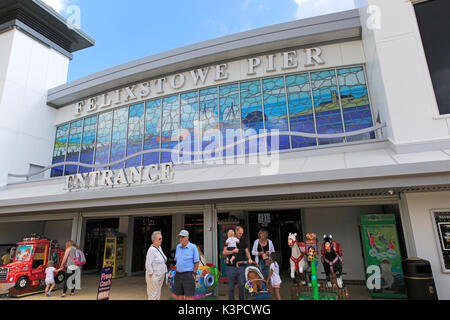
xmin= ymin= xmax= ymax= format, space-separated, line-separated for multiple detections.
xmin=264 ymin=253 xmax=271 ymax=267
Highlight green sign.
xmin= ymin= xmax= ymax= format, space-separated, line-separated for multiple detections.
xmin=360 ymin=214 xmax=407 ymax=299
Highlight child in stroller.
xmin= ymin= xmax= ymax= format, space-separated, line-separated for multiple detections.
xmin=237 ymin=261 xmax=270 ymax=300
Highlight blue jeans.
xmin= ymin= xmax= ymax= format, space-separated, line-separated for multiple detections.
xmin=258 ymin=258 xmax=270 ymax=280
xmin=226 ymin=265 xmax=246 ymax=300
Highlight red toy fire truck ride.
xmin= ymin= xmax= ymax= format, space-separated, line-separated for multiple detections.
xmin=0 ymin=235 xmax=66 ymax=297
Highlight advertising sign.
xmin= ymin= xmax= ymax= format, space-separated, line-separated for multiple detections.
xmin=360 ymin=214 xmax=407 ymax=299
xmin=97 ymin=267 xmax=113 ymax=301
xmin=431 ymin=210 xmax=450 ymax=272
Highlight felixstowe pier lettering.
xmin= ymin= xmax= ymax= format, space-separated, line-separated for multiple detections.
xmin=74 ymin=47 xmax=325 ymax=117
xmin=65 ymin=163 xmax=174 ymax=191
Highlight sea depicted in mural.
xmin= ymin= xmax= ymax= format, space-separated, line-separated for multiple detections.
xmin=51 ymin=66 xmax=375 ymax=177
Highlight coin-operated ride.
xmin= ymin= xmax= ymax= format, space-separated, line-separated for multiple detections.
xmin=0 ymin=235 xmax=65 ymax=297
xmin=166 ymin=264 xmax=219 ymax=300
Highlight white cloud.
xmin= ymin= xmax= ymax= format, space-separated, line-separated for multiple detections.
xmin=41 ymin=0 xmax=70 ymax=13
xmin=294 ymin=0 xmax=355 ymax=20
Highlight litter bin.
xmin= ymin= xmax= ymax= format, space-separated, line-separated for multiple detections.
xmin=402 ymin=258 xmax=438 ymax=300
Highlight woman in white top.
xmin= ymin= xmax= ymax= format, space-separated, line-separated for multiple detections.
xmin=251 ymin=229 xmax=275 ymax=279
xmin=145 ymin=231 xmax=168 ymax=300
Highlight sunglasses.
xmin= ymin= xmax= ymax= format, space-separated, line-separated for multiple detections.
xmin=157 ymin=238 xmax=162 ymax=240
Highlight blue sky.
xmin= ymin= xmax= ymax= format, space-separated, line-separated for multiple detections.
xmin=42 ymin=0 xmax=355 ymax=82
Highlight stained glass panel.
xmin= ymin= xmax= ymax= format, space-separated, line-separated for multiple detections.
xmin=125 ymin=103 xmax=144 ymax=168
xmin=286 ymin=73 xmax=317 ymax=149
xmin=110 ymin=107 xmax=129 ymax=170
xmin=180 ymin=91 xmax=199 ymax=163
xmin=338 ymin=67 xmax=374 ymax=142
xmin=311 ymin=70 xmax=344 ymax=145
xmin=64 ymin=119 xmax=83 ymax=175
xmin=161 ymin=95 xmax=179 ymax=163
xmin=262 ymin=77 xmax=290 ymax=151
xmin=241 ymin=80 xmax=265 ymax=154
xmin=200 ymin=88 xmax=219 ymax=159
xmin=79 ymin=115 xmax=97 ymax=173
xmin=51 ymin=123 xmax=69 ymax=177
xmin=143 ymin=99 xmax=162 ymax=166
xmin=220 ymin=84 xmax=242 ymax=157
xmin=94 ymin=111 xmax=113 ymax=170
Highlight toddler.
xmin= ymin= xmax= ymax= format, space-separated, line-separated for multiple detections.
xmin=225 ymin=229 xmax=239 ymax=265
xmin=267 ymin=252 xmax=282 ymax=300
xmin=44 ymin=261 xmax=56 ymax=297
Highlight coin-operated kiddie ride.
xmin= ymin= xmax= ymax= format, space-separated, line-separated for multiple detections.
xmin=166 ymin=264 xmax=219 ymax=300
xmin=296 ymin=233 xmax=349 ymax=300
xmin=0 ymin=235 xmax=65 ymax=298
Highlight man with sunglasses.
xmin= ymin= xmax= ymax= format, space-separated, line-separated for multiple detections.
xmin=173 ymin=230 xmax=200 ymax=300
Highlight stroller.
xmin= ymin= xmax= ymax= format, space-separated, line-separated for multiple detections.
xmin=237 ymin=261 xmax=271 ymax=300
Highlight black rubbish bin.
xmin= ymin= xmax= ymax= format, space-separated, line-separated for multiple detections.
xmin=402 ymin=258 xmax=438 ymax=300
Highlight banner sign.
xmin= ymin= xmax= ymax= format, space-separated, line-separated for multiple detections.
xmin=360 ymin=214 xmax=407 ymax=299
xmin=97 ymin=267 xmax=113 ymax=301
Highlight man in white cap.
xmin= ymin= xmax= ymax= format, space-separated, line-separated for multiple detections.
xmin=174 ymin=229 xmax=200 ymax=300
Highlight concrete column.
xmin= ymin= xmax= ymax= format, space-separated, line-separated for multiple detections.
xmin=203 ymin=204 xmax=218 ymax=265
xmin=398 ymin=193 xmax=417 ymax=257
xmin=70 ymin=212 xmax=81 ymax=244
xmin=126 ymin=217 xmax=134 ymax=276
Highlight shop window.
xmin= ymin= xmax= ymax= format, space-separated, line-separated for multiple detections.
xmin=415 ymin=0 xmax=450 ymax=115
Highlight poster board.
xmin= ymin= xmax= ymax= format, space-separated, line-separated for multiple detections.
xmin=430 ymin=210 xmax=450 ymax=273
xmin=360 ymin=214 xmax=407 ymax=299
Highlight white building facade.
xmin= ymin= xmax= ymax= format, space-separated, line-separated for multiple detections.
xmin=0 ymin=0 xmax=449 ymax=299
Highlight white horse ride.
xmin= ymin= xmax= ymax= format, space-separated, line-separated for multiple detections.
xmin=288 ymin=233 xmax=309 ymax=285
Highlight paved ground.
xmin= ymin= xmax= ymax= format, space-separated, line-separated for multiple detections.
xmin=2 ymin=273 xmax=374 ymax=301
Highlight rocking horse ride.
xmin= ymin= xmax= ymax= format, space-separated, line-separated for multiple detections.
xmin=237 ymin=261 xmax=270 ymax=300
xmin=288 ymin=233 xmax=309 ymax=286
xmin=321 ymin=234 xmax=344 ymax=289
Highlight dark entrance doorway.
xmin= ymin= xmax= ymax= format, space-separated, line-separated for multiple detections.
xmin=184 ymin=214 xmax=204 ymax=251
xmin=132 ymin=216 xmax=172 ymax=273
xmin=83 ymin=218 xmax=119 ymax=273
xmin=248 ymin=210 xmax=303 ymax=274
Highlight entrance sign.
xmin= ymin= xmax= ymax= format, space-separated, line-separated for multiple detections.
xmin=430 ymin=210 xmax=450 ymax=272
xmin=64 ymin=163 xmax=174 ymax=191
